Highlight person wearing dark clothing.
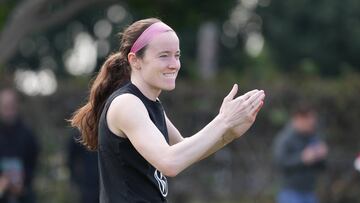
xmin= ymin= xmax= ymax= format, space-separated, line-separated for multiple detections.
xmin=67 ymin=132 xmax=99 ymax=203
xmin=273 ymin=103 xmax=327 ymax=203
xmin=0 ymin=88 xmax=39 ymax=203
xmin=98 ymin=82 xmax=169 ymax=202
xmin=70 ymin=18 xmax=265 ymax=203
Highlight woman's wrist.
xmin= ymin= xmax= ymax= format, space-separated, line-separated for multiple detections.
xmin=222 ymin=131 xmax=235 ymax=146
xmin=214 ymin=114 xmax=236 ymax=146
xmin=214 ymin=114 xmax=231 ymax=132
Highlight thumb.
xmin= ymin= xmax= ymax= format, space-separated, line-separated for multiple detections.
xmin=224 ymin=84 xmax=238 ymax=102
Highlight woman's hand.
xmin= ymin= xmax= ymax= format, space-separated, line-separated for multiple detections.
xmin=219 ymin=84 xmax=265 ymax=139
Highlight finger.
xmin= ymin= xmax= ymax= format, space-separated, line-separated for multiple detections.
xmin=248 ymin=90 xmax=264 ymax=107
xmin=252 ymin=100 xmax=264 ymax=116
xmin=250 ymin=93 xmax=265 ymax=115
xmin=223 ymin=84 xmax=238 ymax=102
xmin=247 ymin=90 xmax=265 ymax=105
xmin=240 ymin=89 xmax=259 ymax=101
xmin=232 ymin=89 xmax=259 ymax=103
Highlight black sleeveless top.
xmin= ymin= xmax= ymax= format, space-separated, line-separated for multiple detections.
xmin=98 ymin=82 xmax=169 ymax=203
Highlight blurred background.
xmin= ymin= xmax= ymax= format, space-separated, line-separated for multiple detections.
xmin=0 ymin=0 xmax=359 ymax=202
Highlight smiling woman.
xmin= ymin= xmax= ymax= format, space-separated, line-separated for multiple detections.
xmin=69 ymin=18 xmax=265 ymax=203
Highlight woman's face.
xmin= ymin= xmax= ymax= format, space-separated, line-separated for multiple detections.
xmin=137 ymin=31 xmax=181 ymax=91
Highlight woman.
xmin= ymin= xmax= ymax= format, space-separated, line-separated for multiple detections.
xmin=70 ymin=18 xmax=265 ymax=202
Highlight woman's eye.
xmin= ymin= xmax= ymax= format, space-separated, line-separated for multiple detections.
xmin=160 ymin=55 xmax=168 ymax=58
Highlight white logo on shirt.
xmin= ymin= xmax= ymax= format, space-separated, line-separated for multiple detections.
xmin=154 ymin=169 xmax=168 ymax=197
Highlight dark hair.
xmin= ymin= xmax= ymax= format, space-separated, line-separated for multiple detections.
xmin=69 ymin=18 xmax=161 ymax=150
xmin=291 ymin=101 xmax=316 ymax=117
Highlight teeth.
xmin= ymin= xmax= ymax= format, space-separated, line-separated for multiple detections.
xmin=163 ymin=73 xmax=176 ymax=77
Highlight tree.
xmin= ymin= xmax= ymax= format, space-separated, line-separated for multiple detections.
xmin=0 ymin=0 xmax=119 ymax=68
xmin=258 ymin=0 xmax=360 ymax=75
xmin=0 ymin=0 xmax=238 ymax=78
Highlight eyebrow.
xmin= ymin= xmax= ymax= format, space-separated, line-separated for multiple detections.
xmin=158 ymin=50 xmax=181 ymax=55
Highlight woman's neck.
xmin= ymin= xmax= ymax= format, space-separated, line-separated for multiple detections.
xmin=130 ymin=77 xmax=161 ymax=101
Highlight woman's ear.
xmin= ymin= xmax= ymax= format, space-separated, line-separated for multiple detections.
xmin=128 ymin=52 xmax=141 ymax=70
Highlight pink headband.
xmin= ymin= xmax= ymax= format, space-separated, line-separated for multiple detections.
xmin=130 ymin=22 xmax=173 ymax=53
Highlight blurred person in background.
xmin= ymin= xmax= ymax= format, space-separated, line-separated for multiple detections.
xmin=354 ymin=153 xmax=360 ymax=172
xmin=273 ymin=102 xmax=328 ymax=203
xmin=67 ymin=130 xmax=99 ymax=203
xmin=70 ymin=18 xmax=265 ymax=202
xmin=0 ymin=88 xmax=39 ymax=203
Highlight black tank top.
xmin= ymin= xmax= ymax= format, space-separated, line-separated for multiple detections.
xmin=98 ymin=82 xmax=169 ymax=203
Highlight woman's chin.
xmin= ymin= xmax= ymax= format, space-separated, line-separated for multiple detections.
xmin=161 ymin=83 xmax=176 ymax=91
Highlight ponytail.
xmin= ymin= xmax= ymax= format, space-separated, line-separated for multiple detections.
xmin=69 ymin=18 xmax=161 ymax=151
xmin=70 ymin=52 xmax=130 ymax=150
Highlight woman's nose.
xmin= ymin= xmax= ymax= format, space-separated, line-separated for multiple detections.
xmin=168 ymin=57 xmax=180 ymax=69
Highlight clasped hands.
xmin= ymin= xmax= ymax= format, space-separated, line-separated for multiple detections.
xmin=219 ymin=84 xmax=265 ymax=140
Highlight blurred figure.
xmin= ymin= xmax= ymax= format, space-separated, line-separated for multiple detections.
xmin=67 ymin=131 xmax=99 ymax=203
xmin=0 ymin=88 xmax=39 ymax=203
xmin=354 ymin=153 xmax=360 ymax=172
xmin=273 ymin=102 xmax=327 ymax=203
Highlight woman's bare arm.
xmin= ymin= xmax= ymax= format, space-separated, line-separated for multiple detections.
xmin=107 ymin=85 xmax=265 ymax=177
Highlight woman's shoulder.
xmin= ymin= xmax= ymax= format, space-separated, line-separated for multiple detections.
xmin=106 ymin=84 xmax=151 ymax=128
xmin=112 ymin=93 xmax=143 ymax=107
xmin=107 ymin=93 xmax=150 ymax=135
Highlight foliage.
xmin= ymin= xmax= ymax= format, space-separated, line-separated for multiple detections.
xmin=258 ymin=0 xmax=360 ymax=76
